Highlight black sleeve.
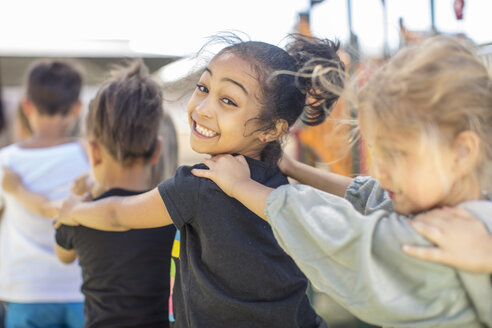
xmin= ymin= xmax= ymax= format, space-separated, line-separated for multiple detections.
xmin=55 ymin=225 xmax=75 ymax=250
xmin=158 ymin=165 xmax=202 ymax=229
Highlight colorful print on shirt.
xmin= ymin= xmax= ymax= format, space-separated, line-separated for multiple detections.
xmin=168 ymin=230 xmax=180 ymax=322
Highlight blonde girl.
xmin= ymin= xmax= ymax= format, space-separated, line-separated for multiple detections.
xmin=191 ymin=36 xmax=492 ymax=327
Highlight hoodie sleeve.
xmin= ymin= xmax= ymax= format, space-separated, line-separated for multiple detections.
xmin=265 ymin=184 xmax=491 ymax=327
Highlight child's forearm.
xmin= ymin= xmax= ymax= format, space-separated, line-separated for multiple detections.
xmin=283 ymin=159 xmax=352 ymax=197
xmin=231 ymin=179 xmax=274 ymax=221
xmin=11 ymin=184 xmax=59 ymax=219
xmin=63 ymin=188 xmax=173 ymax=231
xmin=69 ymin=197 xmax=130 ymax=231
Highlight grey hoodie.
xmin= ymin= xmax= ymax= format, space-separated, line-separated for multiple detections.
xmin=266 ymin=176 xmax=492 ymax=328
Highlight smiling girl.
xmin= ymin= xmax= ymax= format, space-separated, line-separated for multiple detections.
xmin=191 ymin=36 xmax=492 ymax=327
xmin=56 ymin=34 xmax=345 ymax=328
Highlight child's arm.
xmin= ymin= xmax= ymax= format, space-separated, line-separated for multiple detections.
xmin=278 ymin=153 xmax=352 ymax=197
xmin=403 ymin=207 xmax=492 ymax=273
xmin=194 ymin=154 xmax=492 ymax=325
xmin=192 ymin=155 xmax=273 ymax=221
xmin=56 ymin=187 xmax=173 ymax=231
xmin=55 ymin=244 xmax=77 ymax=264
xmin=2 ymin=166 xmax=60 ymax=218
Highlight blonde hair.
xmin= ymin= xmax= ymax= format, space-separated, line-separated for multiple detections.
xmin=357 ymin=36 xmax=492 ymax=192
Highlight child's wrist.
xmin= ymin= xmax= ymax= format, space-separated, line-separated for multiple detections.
xmin=282 ymin=158 xmax=297 ymax=178
xmin=229 ymin=178 xmax=252 ymax=200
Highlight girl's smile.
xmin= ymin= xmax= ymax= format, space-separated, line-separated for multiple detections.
xmin=192 ymin=120 xmax=219 ymax=139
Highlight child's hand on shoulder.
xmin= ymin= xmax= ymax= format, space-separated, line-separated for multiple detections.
xmin=192 ymin=154 xmax=251 ymax=198
xmin=403 ymin=207 xmax=492 ymax=273
xmin=54 ymin=192 xmax=91 ymax=229
xmin=2 ymin=166 xmax=21 ymax=194
xmin=72 ymin=174 xmax=103 ymax=199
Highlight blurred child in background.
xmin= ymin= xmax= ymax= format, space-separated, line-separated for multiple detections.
xmin=0 ymin=59 xmax=87 ymax=328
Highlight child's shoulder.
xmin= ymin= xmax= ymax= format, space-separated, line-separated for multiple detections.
xmin=16 ymin=137 xmax=83 ymax=150
xmin=2 ymin=139 xmax=86 ymax=166
xmin=172 ymin=163 xmax=209 ymax=184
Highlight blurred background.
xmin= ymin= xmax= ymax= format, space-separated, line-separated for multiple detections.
xmin=0 ymin=0 xmax=490 ymax=326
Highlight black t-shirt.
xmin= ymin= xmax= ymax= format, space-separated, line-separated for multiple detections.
xmin=56 ymin=188 xmax=176 ymax=328
xmin=158 ymin=157 xmax=326 ymax=328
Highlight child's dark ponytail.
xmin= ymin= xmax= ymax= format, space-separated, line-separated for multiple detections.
xmin=286 ymin=34 xmax=345 ymax=126
xmin=219 ymin=34 xmax=344 ymax=166
xmin=261 ymin=140 xmax=282 ymax=167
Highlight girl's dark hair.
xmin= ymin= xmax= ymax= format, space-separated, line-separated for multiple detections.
xmin=26 ymin=59 xmax=83 ymax=116
xmin=86 ymin=59 xmax=163 ymax=166
xmin=217 ymin=33 xmax=345 ymax=165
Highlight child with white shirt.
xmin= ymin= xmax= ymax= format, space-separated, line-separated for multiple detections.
xmin=0 ymin=59 xmax=88 ymax=328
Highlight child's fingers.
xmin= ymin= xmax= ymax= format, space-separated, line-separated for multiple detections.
xmin=413 ymin=209 xmax=448 ymax=225
xmin=408 ymin=220 xmax=443 ymax=244
xmin=72 ymin=174 xmax=91 ymax=195
xmin=234 ymin=155 xmax=247 ymax=165
xmin=200 ymin=158 xmax=216 ymax=169
xmin=82 ymin=192 xmax=93 ymax=202
xmin=191 ymin=169 xmax=213 ymax=179
xmin=402 ymin=244 xmax=445 ymax=263
xmin=53 ymin=218 xmax=63 ymax=229
xmin=442 ymin=207 xmax=475 ymax=221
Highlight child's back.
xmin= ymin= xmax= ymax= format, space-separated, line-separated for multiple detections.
xmin=54 ymin=60 xmax=176 ymax=327
xmin=0 ymin=59 xmax=87 ymax=327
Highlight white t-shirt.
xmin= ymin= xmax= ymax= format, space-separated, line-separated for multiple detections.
xmin=0 ymin=141 xmax=89 ymax=302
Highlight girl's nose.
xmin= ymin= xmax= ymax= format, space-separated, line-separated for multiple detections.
xmin=195 ymin=98 xmax=213 ymax=119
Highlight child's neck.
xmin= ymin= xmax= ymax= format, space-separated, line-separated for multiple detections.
xmin=20 ymin=118 xmax=75 ymax=148
xmin=20 ymin=134 xmax=75 ymax=149
xmin=98 ymin=162 xmax=151 ymax=193
xmin=443 ymin=179 xmax=484 ymax=206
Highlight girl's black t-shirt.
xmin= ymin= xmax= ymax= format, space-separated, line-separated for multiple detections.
xmin=158 ymin=156 xmax=326 ymax=328
xmin=56 ymin=188 xmax=176 ymax=328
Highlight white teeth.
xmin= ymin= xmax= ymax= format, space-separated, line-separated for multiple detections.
xmin=195 ymin=123 xmax=218 ymax=137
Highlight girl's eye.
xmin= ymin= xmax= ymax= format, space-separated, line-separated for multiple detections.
xmin=221 ymin=98 xmax=237 ymax=106
xmin=196 ymin=84 xmax=208 ymax=93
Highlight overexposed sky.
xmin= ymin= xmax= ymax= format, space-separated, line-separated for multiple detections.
xmin=0 ymin=0 xmax=489 ymax=57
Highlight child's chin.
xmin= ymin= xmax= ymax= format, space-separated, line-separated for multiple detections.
xmin=190 ymin=144 xmax=212 ymax=155
xmin=394 ymin=205 xmax=420 ymax=216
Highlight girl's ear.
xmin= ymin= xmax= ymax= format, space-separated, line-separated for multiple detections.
xmin=150 ymin=137 xmax=163 ymax=165
xmin=88 ymin=140 xmax=103 ymax=167
xmin=259 ymin=119 xmax=289 ymax=143
xmin=452 ymin=130 xmax=480 ymax=176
